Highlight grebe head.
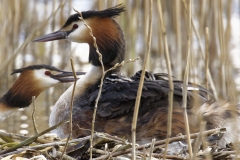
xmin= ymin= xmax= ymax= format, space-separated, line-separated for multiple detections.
xmin=33 ymin=5 xmax=126 ymax=70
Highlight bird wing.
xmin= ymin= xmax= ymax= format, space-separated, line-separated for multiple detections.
xmin=77 ymin=75 xmax=210 ymax=118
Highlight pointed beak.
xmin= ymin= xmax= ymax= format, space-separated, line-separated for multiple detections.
xmin=33 ymin=30 xmax=69 ymax=42
xmin=51 ymin=71 xmax=86 ymax=82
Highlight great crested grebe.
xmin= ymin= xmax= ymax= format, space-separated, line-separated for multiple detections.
xmin=0 ymin=65 xmax=84 ymax=122
xmin=33 ymin=5 xmax=240 ymax=146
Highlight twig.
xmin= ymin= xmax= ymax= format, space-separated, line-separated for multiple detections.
xmin=100 ymin=132 xmax=129 ymax=144
xmin=76 ymin=124 xmax=93 ymax=133
xmin=0 ymin=131 xmax=29 ymax=141
xmin=60 ymin=58 xmax=78 ymax=160
xmin=156 ymin=1 xmax=174 ymax=159
xmin=0 ymin=135 xmax=15 ymax=144
xmin=182 ymin=0 xmax=193 ymax=158
xmin=0 ymin=120 xmax=68 ymax=155
xmin=0 ymin=134 xmax=96 ymax=158
xmin=92 ymin=148 xmax=108 ymax=155
xmin=131 ymin=1 xmax=153 ymax=159
xmin=0 ymin=131 xmax=52 ymax=145
xmin=200 ymin=126 xmax=212 ymax=160
xmin=148 ymin=138 xmax=155 ymax=160
xmin=56 ymin=151 xmax=76 ymax=160
xmin=0 ymin=132 xmax=124 ymax=158
xmin=94 ymin=128 xmax=226 ymax=159
xmin=31 ymin=96 xmax=39 ymax=134
xmin=132 ymin=152 xmax=185 ymax=160
xmin=192 ymin=122 xmax=203 ymax=159
xmin=212 ymin=151 xmax=236 ymax=159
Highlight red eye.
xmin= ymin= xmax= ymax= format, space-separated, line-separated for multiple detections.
xmin=45 ymin=71 xmax=51 ymax=76
xmin=73 ymin=24 xmax=78 ymax=29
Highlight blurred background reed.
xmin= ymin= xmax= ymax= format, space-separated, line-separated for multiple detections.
xmin=0 ymin=0 xmax=239 ymax=136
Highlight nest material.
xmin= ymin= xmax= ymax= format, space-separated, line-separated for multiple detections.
xmin=0 ymin=127 xmax=236 ymax=160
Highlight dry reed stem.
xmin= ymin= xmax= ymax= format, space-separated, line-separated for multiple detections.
xmin=213 ymin=151 xmax=237 ymax=159
xmin=0 ymin=135 xmax=15 ymax=144
xmin=192 ymin=123 xmax=203 ymax=159
xmin=132 ymin=152 xmax=185 ymax=160
xmin=131 ymin=1 xmax=152 ymax=159
xmin=182 ymin=0 xmax=193 ymax=158
xmin=0 ymin=134 xmax=53 ymax=148
xmin=156 ymin=1 xmax=174 ymax=159
xmin=31 ymin=96 xmax=39 ymax=134
xmin=92 ymin=148 xmax=108 ymax=155
xmin=175 ymin=0 xmax=182 ymax=79
xmin=148 ymin=138 xmax=155 ymax=160
xmin=69 ymin=58 xmax=78 ymax=137
xmin=192 ymin=122 xmax=212 ymax=160
xmin=193 ymin=27 xmax=218 ymax=99
xmin=60 ymin=58 xmax=78 ymax=160
xmin=0 ymin=134 xmax=99 ymax=158
xmin=0 ymin=131 xmax=29 ymax=141
xmin=224 ymin=0 xmax=236 ymax=101
xmin=218 ymin=0 xmax=227 ymax=98
xmin=56 ymin=151 xmax=76 ymax=160
xmin=205 ymin=27 xmax=210 ymax=97
xmin=201 ymin=127 xmax=212 ymax=159
xmin=182 ymin=0 xmax=218 ymax=100
xmin=0 ymin=120 xmax=69 ymax=155
xmin=60 ymin=137 xmax=72 ymax=160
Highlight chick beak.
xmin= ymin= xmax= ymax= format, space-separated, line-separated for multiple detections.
xmin=33 ymin=30 xmax=69 ymax=42
xmin=51 ymin=71 xmax=86 ymax=82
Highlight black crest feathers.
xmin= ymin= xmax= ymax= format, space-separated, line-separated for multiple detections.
xmin=62 ymin=4 xmax=125 ymax=28
xmin=11 ymin=65 xmax=64 ymax=75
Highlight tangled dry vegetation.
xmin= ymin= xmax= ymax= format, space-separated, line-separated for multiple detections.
xmin=0 ymin=0 xmax=239 ymax=159
xmin=0 ymin=127 xmax=237 ymax=159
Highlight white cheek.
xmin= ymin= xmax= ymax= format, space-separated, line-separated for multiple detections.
xmin=34 ymin=70 xmax=59 ymax=88
xmin=67 ymin=22 xmax=87 ymax=42
xmin=41 ymin=78 xmax=59 ymax=88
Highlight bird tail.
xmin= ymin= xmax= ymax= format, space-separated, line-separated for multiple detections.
xmin=197 ymin=101 xmax=240 ymax=147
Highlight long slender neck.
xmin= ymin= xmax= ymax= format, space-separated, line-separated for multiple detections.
xmin=0 ymin=74 xmax=43 ymax=121
xmin=1 ymin=74 xmax=43 ymax=108
xmin=54 ymin=65 xmax=103 ymax=108
xmin=1 ymin=89 xmax=34 ymax=109
xmin=87 ymin=17 xmax=125 ymax=69
xmin=49 ymin=65 xmax=103 ymax=127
